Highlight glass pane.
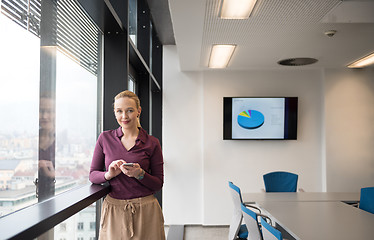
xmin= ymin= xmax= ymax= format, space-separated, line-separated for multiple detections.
xmin=150 ymin=21 xmax=153 ymax=72
xmin=0 ymin=0 xmax=101 ymax=221
xmin=0 ymin=13 xmax=40 ymax=217
xmin=128 ymin=74 xmax=136 ymax=93
xmin=36 ymin=203 xmax=97 ymax=240
xmin=129 ymin=0 xmax=137 ymax=45
xmin=55 ymin=49 xmax=97 ymax=192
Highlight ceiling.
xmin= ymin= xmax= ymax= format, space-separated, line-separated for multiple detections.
xmin=166 ymin=0 xmax=374 ymax=71
xmin=146 ymin=0 xmax=175 ymax=45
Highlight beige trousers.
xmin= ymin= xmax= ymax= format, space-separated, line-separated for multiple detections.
xmin=99 ymin=194 xmax=165 ymax=240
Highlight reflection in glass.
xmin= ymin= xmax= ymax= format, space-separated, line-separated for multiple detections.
xmin=0 ymin=0 xmax=101 ymax=225
xmin=38 ymin=94 xmax=56 ymax=201
xmin=129 ymin=0 xmax=137 ymax=45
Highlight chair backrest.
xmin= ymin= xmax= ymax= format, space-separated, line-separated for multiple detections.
xmin=241 ymin=203 xmax=263 ymax=240
xmin=359 ymin=187 xmax=374 ymax=214
xmin=263 ymin=171 xmax=298 ymax=192
xmin=260 ymin=217 xmax=282 ymax=240
xmin=228 ymin=181 xmax=247 ymax=240
xmin=228 ymin=181 xmax=244 ymax=212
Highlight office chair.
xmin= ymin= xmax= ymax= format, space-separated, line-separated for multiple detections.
xmin=263 ymin=171 xmax=299 ymax=192
xmin=359 ymin=187 xmax=374 ymax=214
xmin=240 ymin=203 xmax=263 ymax=240
xmin=228 ymin=181 xmax=262 ymax=240
xmin=260 ymin=217 xmax=283 ymax=240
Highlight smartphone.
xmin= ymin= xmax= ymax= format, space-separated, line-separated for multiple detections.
xmin=122 ymin=163 xmax=135 ymax=167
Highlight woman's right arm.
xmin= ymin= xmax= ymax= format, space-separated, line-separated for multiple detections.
xmin=89 ymin=135 xmax=107 ymax=184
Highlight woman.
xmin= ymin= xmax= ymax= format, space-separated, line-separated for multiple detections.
xmin=38 ymin=95 xmax=56 ymax=201
xmin=89 ymin=90 xmax=165 ymax=240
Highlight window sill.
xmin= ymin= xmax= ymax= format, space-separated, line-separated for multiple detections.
xmin=0 ymin=183 xmax=110 ymax=240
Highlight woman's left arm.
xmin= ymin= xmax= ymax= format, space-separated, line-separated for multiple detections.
xmin=138 ymin=139 xmax=164 ymax=191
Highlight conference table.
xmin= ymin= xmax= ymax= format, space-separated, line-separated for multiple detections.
xmin=242 ymin=192 xmax=374 ymax=240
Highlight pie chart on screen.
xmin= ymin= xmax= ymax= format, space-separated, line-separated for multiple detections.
xmin=237 ymin=110 xmax=264 ymax=129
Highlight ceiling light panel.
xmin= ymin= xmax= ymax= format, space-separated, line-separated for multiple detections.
xmin=208 ymin=44 xmax=236 ymax=68
xmin=220 ymin=0 xmax=258 ymax=19
xmin=347 ymin=52 xmax=374 ymax=68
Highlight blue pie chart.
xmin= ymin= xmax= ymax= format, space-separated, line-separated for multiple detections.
xmin=237 ymin=110 xmax=264 ymax=129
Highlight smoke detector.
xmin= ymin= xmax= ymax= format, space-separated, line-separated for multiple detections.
xmin=324 ymin=30 xmax=337 ymax=37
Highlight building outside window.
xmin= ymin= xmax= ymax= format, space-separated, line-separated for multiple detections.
xmin=60 ymin=222 xmax=67 ymax=232
xmin=90 ymin=221 xmax=95 ymax=231
xmin=77 ymin=222 xmax=84 ymax=231
xmin=0 ymin=0 xmax=101 ymax=217
xmin=0 ymin=0 xmax=102 ymax=238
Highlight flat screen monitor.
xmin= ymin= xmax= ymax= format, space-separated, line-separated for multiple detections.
xmin=223 ymin=97 xmax=298 ymax=140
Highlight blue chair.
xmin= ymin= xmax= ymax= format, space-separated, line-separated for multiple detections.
xmin=359 ymin=187 xmax=374 ymax=214
xmin=261 ymin=218 xmax=283 ymax=240
xmin=241 ymin=203 xmax=262 ymax=240
xmin=240 ymin=203 xmax=274 ymax=240
xmin=228 ymin=181 xmax=262 ymax=240
xmin=263 ymin=171 xmax=298 ymax=192
xmin=260 ymin=217 xmax=282 ymax=240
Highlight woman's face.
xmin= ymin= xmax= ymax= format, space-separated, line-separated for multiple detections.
xmin=114 ymin=97 xmax=141 ymax=131
xmin=39 ymin=97 xmax=55 ymax=131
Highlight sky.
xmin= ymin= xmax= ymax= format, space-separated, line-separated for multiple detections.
xmin=0 ymin=13 xmax=98 ymax=142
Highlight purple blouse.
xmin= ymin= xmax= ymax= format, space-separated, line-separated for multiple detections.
xmin=89 ymin=127 xmax=164 ymax=200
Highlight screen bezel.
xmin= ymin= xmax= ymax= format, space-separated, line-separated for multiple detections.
xmin=223 ymin=97 xmax=298 ymax=140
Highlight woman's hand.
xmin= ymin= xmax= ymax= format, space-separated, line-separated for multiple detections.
xmin=120 ymin=162 xmax=143 ymax=178
xmin=105 ymin=160 xmax=125 ymax=180
xmin=39 ymin=160 xmax=55 ymax=178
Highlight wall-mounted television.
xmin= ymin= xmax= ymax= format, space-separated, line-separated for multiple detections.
xmin=223 ymin=97 xmax=298 ymax=140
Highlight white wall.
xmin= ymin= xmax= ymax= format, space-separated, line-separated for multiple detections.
xmin=162 ymin=46 xmax=204 ymax=224
xmin=201 ymin=70 xmax=323 ymax=224
xmin=325 ymin=68 xmax=374 ymax=191
xmin=162 ymin=46 xmax=374 ymax=225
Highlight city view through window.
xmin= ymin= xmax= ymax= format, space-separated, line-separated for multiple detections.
xmin=0 ymin=10 xmax=99 ymax=238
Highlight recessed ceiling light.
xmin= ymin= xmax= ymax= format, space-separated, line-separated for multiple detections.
xmin=208 ymin=44 xmax=236 ymax=68
xmin=277 ymin=58 xmax=318 ymax=66
xmin=347 ymin=52 xmax=374 ymax=68
xmin=220 ymin=0 xmax=258 ymax=19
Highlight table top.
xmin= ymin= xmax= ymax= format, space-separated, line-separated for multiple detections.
xmin=258 ymin=201 xmax=374 ymax=240
xmin=242 ymin=192 xmax=360 ymax=204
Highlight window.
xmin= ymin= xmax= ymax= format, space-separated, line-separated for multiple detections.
xmin=128 ymin=74 xmax=136 ymax=93
xmin=90 ymin=221 xmax=95 ymax=230
xmin=128 ymin=0 xmax=137 ymax=45
xmin=77 ymin=222 xmax=84 ymax=231
xmin=0 ymin=0 xmax=102 ymax=219
xmin=60 ymin=222 xmax=67 ymax=232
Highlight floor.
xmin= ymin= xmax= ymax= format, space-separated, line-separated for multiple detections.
xmin=165 ymin=225 xmax=230 ymax=240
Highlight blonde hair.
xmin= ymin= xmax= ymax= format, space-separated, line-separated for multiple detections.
xmin=114 ymin=90 xmax=140 ymax=108
xmin=114 ymin=90 xmax=141 ymax=128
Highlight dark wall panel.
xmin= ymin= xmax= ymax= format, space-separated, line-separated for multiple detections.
xmin=103 ymin=33 xmax=128 ymax=131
